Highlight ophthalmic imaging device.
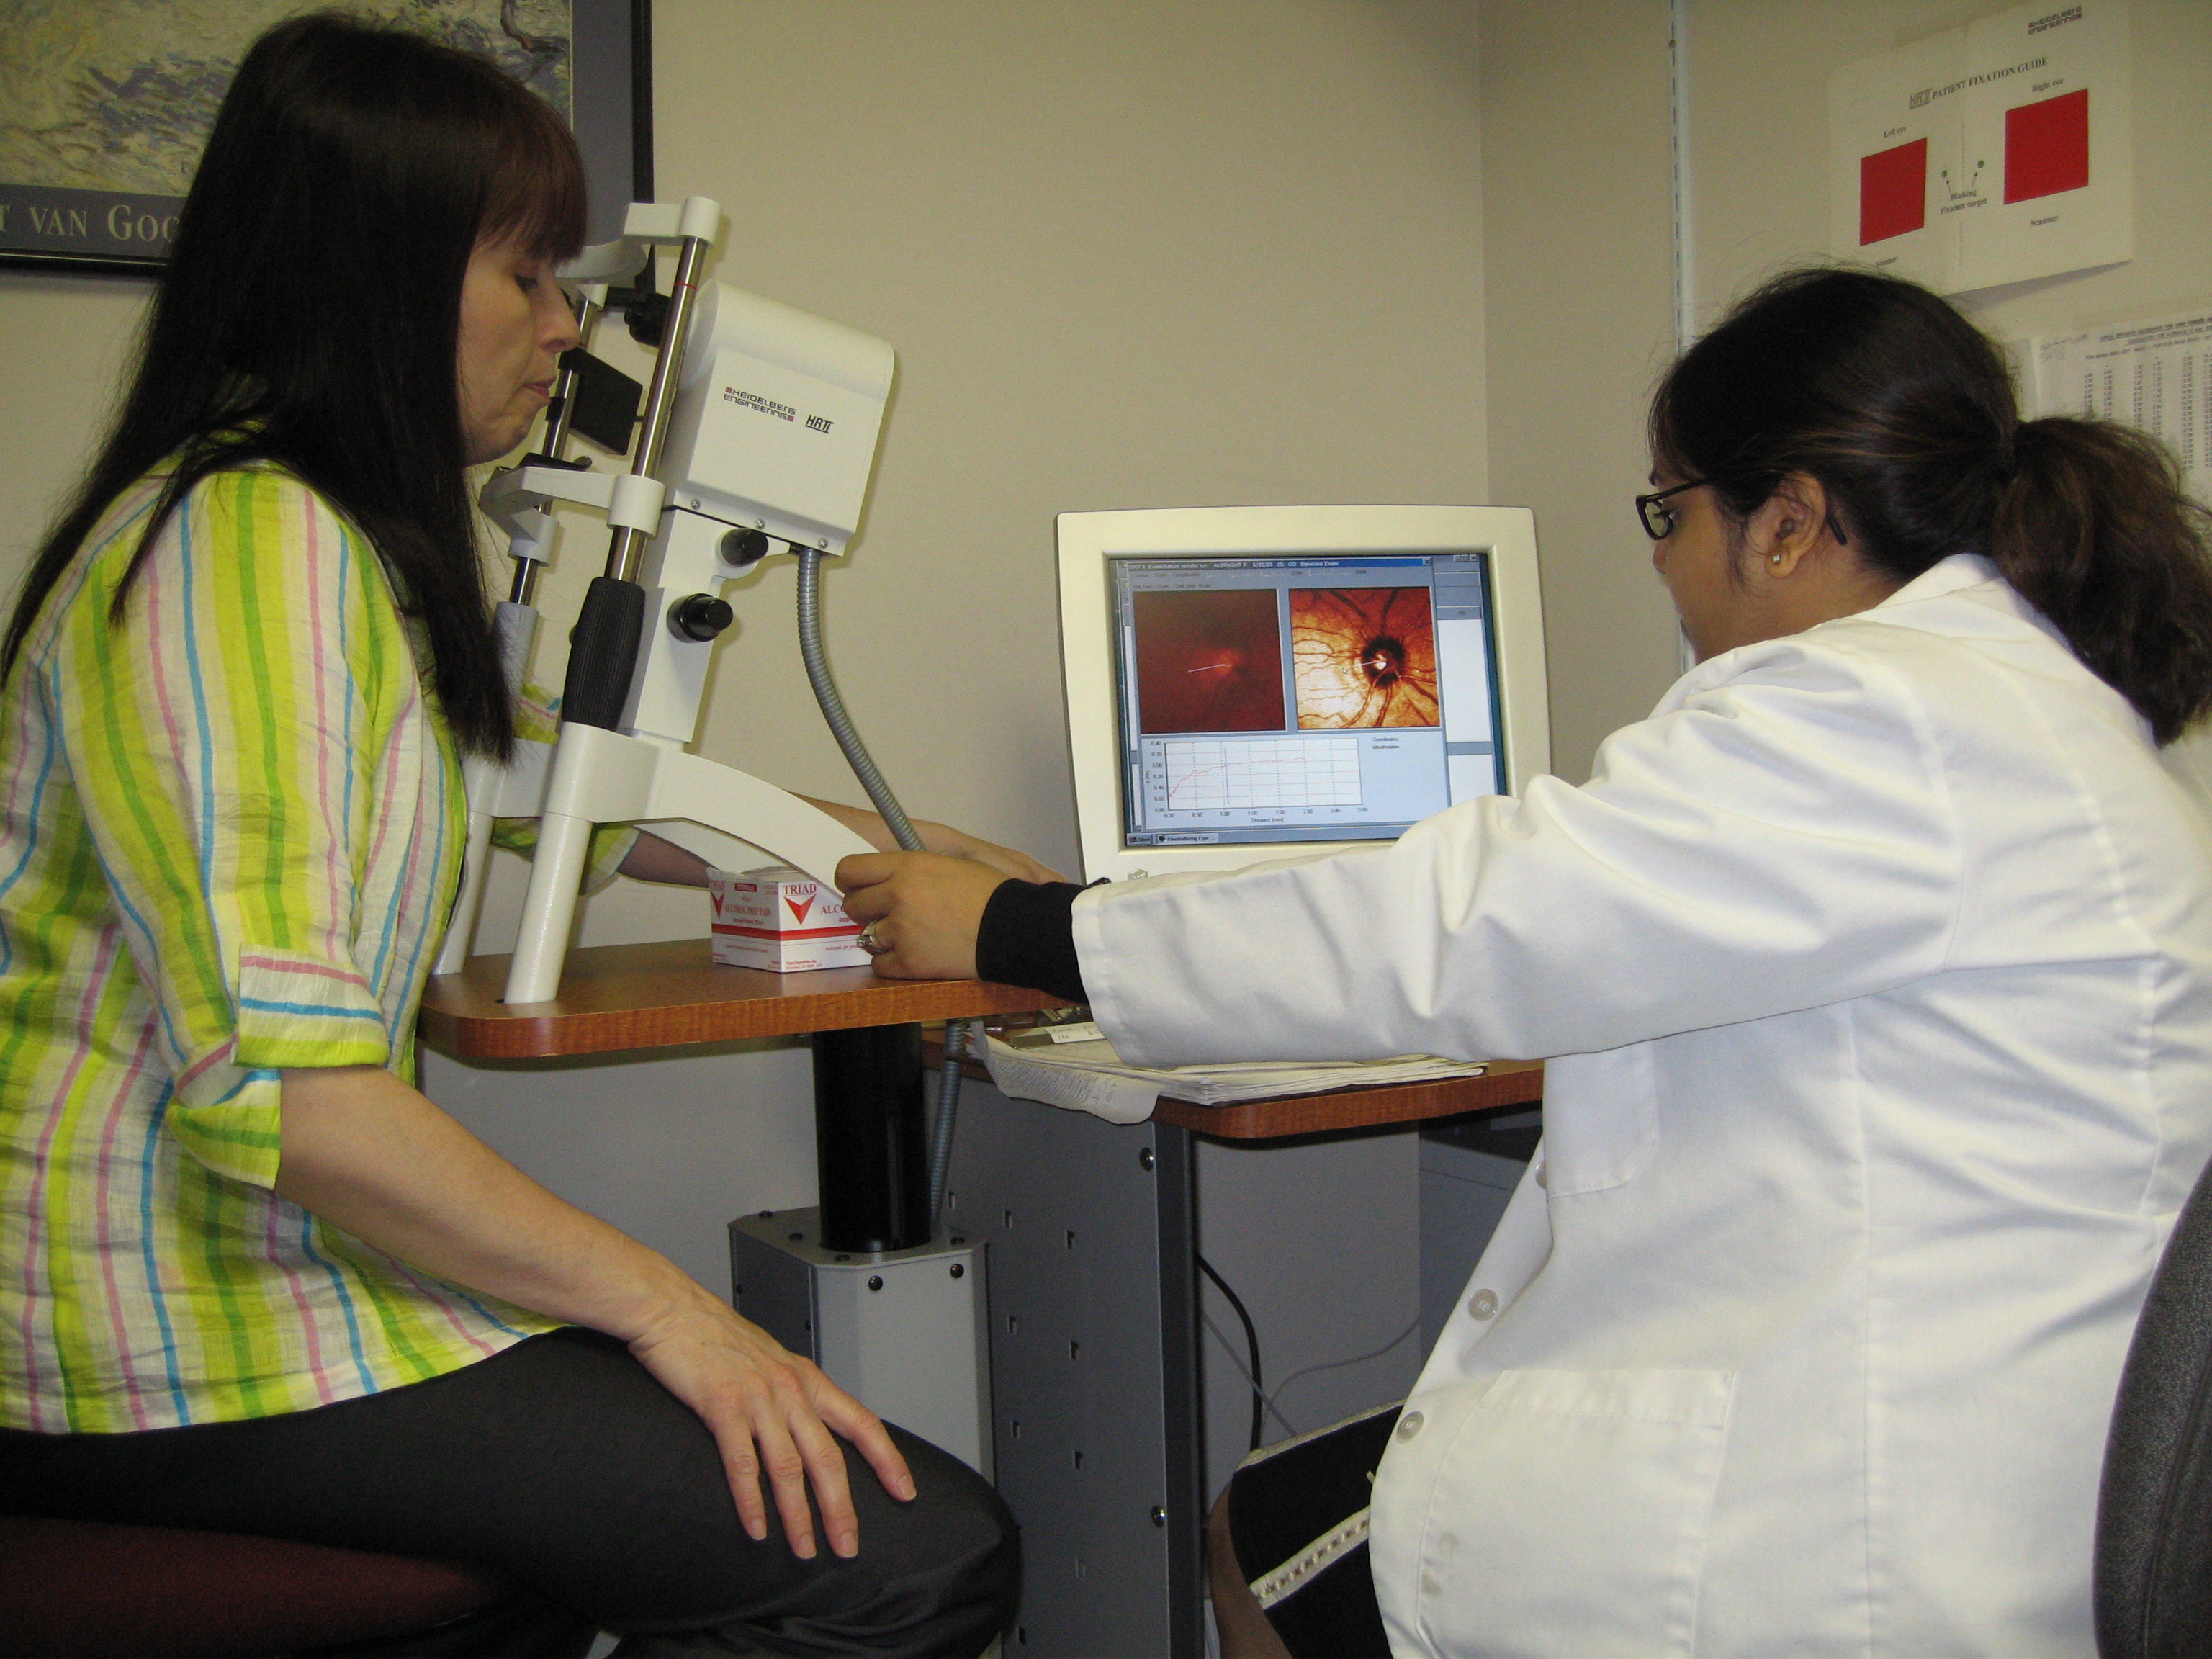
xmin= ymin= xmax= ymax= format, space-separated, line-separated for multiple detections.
xmin=436 ymin=197 xmax=992 ymax=1473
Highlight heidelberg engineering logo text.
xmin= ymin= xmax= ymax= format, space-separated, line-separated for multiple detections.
xmin=723 ymin=385 xmax=835 ymax=433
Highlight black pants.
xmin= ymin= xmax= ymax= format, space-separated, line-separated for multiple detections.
xmin=1224 ymin=1403 xmax=1398 ymax=1659
xmin=0 ymin=1327 xmax=1017 ymax=1658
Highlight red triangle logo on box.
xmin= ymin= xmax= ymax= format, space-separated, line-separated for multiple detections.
xmin=784 ymin=892 xmax=816 ymax=924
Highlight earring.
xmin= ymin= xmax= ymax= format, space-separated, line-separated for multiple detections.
xmin=1768 ymin=552 xmax=1784 ymax=565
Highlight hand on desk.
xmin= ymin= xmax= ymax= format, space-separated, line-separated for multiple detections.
xmin=837 ymin=851 xmax=1010 ymax=980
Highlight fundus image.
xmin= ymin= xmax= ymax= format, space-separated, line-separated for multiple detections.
xmin=1290 ymin=587 xmax=1440 ymax=728
xmin=1132 ymin=589 xmax=1288 ymax=734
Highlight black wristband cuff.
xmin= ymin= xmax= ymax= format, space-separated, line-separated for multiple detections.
xmin=974 ymin=880 xmax=1088 ymax=1004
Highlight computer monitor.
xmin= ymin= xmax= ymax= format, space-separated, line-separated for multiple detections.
xmin=1058 ymin=505 xmax=1550 ymax=884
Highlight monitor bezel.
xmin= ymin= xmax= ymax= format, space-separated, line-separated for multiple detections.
xmin=1057 ymin=505 xmax=1551 ymax=884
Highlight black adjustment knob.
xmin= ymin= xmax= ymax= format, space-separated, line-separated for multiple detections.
xmin=669 ymin=593 xmax=734 ymax=642
xmin=719 ymin=527 xmax=771 ymax=569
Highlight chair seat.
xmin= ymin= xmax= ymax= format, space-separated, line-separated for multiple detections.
xmin=0 ymin=1515 xmax=509 ymax=1658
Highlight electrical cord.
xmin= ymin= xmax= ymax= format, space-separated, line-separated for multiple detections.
xmin=1266 ymin=1313 xmax=1421 ymax=1426
xmin=1200 ymin=1272 xmax=1424 ymax=1447
xmin=926 ymin=1020 xmax=966 ymax=1222
xmin=1197 ymin=1252 xmax=1266 ymax=1452
xmin=793 ymin=548 xmax=970 ymax=1229
xmin=794 ymin=549 xmax=921 ymax=851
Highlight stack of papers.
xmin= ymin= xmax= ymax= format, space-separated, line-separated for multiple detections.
xmin=981 ymin=1023 xmax=1488 ymax=1125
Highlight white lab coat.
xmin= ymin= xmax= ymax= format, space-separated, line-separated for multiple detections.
xmin=1074 ymin=556 xmax=2212 ymax=1657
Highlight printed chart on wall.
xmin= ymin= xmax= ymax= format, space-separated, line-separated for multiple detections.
xmin=2023 ymin=309 xmax=2212 ymax=508
xmin=1829 ymin=1 xmax=2131 ymax=295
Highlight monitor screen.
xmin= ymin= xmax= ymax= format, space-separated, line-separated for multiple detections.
xmin=1111 ymin=551 xmax=1505 ymax=850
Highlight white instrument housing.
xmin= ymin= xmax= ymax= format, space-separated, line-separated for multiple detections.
xmin=660 ymin=283 xmax=895 ymax=557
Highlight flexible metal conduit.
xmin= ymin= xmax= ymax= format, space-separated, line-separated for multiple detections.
xmin=796 ymin=549 xmax=972 ymax=1230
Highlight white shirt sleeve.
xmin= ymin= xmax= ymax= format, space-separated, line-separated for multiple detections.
xmin=1074 ymin=634 xmax=1966 ymax=1067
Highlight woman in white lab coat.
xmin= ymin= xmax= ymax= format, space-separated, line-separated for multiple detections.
xmin=840 ymin=266 xmax=2212 ymax=1657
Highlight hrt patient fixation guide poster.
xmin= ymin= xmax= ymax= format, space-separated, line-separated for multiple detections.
xmin=1829 ymin=1 xmax=2131 ymax=295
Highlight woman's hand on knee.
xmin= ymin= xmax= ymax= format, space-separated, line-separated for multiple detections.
xmin=625 ymin=1288 xmax=915 ymax=1559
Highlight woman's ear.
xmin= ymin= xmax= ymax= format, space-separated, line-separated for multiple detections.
xmin=1749 ymin=473 xmax=1835 ymax=579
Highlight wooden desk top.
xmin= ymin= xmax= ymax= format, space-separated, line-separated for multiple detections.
xmin=1148 ymin=1059 xmax=1544 ymax=1139
xmin=418 ymin=940 xmax=1070 ymax=1059
xmin=417 ymin=943 xmax=1546 ymax=1138
xmin=928 ymin=1035 xmax=1545 ymax=1141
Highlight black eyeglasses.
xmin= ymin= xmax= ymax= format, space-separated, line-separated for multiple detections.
xmin=1635 ymin=478 xmax=1709 ymax=540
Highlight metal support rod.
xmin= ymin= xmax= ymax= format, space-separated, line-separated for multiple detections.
xmin=603 ymin=234 xmax=712 ymax=584
xmin=540 ymin=292 xmax=601 ymax=461
xmin=813 ymin=1023 xmax=931 ymax=1254
xmin=508 ymin=291 xmax=603 ymax=609
xmin=506 ymin=551 xmax=540 ymax=608
xmin=1153 ymin=1123 xmax=1206 ymax=1656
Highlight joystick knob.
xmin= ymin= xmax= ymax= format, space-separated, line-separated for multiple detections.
xmin=719 ymin=527 xmax=771 ymax=569
xmin=670 ymin=593 xmax=734 ymax=642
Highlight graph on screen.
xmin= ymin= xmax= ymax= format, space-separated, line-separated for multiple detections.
xmin=1151 ymin=736 xmax=1362 ymax=813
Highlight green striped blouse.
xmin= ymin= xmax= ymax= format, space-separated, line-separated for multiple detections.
xmin=0 ymin=464 xmax=604 ymax=1432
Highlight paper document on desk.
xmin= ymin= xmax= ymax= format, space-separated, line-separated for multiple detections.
xmin=981 ymin=1033 xmax=1488 ymax=1125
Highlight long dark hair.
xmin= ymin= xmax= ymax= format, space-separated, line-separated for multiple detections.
xmin=3 ymin=12 xmax=588 ymax=757
xmin=1651 ymin=267 xmax=2212 ymax=744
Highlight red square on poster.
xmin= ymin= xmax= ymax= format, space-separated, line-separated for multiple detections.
xmin=1860 ymin=138 xmax=1928 ymax=244
xmin=2005 ymin=87 xmax=2090 ymax=203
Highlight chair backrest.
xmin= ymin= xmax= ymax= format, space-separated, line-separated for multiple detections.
xmin=2096 ymin=1152 xmax=2212 ymax=1657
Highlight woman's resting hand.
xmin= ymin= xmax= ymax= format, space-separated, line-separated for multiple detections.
xmin=620 ymin=1276 xmax=913 ymax=1557
xmin=835 ymin=851 xmax=1010 ymax=980
xmin=274 ymin=1066 xmax=914 ymax=1557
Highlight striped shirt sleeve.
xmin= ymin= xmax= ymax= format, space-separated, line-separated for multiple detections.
xmin=47 ymin=469 xmax=405 ymax=1190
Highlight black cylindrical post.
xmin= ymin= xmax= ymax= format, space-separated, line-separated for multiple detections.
xmin=813 ymin=1023 xmax=930 ymax=1252
xmin=561 ymin=575 xmax=647 ymax=729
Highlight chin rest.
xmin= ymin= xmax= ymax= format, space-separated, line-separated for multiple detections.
xmin=0 ymin=1515 xmax=529 ymax=1658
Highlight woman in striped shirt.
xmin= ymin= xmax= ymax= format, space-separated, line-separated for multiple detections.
xmin=0 ymin=15 xmax=1022 ymax=1653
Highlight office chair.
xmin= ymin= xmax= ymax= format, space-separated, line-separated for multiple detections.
xmin=2095 ymin=1148 xmax=2212 ymax=1658
xmin=0 ymin=1515 xmax=595 ymax=1657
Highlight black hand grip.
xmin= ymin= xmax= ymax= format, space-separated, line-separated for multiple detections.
xmin=562 ymin=576 xmax=647 ymax=730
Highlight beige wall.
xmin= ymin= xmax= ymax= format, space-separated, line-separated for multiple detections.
xmin=1478 ymin=0 xmax=1681 ymax=783
xmin=0 ymin=275 xmax=146 ymax=572
xmin=477 ymin=0 xmax=1495 ymax=1289
xmin=641 ymin=0 xmax=1491 ymax=880
xmin=0 ymin=2 xmax=1501 ymax=1290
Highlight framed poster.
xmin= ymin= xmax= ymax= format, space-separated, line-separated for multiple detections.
xmin=0 ymin=0 xmax=652 ymax=275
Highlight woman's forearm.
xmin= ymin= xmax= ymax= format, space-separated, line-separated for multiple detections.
xmin=274 ymin=1065 xmax=696 ymax=1339
xmin=801 ymin=796 xmax=1067 ymax=884
xmin=800 ymin=795 xmax=902 ymax=850
xmin=613 ymin=802 xmax=1064 ymax=886
xmin=272 ymin=1063 xmax=915 ymax=1558
xmin=618 ymin=830 xmax=713 ymax=886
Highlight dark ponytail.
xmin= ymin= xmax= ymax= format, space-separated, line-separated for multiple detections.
xmin=1652 ymin=267 xmax=2212 ymax=744
xmin=2 ymin=13 xmax=588 ymax=758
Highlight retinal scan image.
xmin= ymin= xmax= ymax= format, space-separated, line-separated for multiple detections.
xmin=1290 ymin=587 xmax=1440 ymax=728
xmin=1132 ymin=589 xmax=1290 ymax=734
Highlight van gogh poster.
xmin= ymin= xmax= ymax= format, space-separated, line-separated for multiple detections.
xmin=0 ymin=0 xmax=573 ymax=267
